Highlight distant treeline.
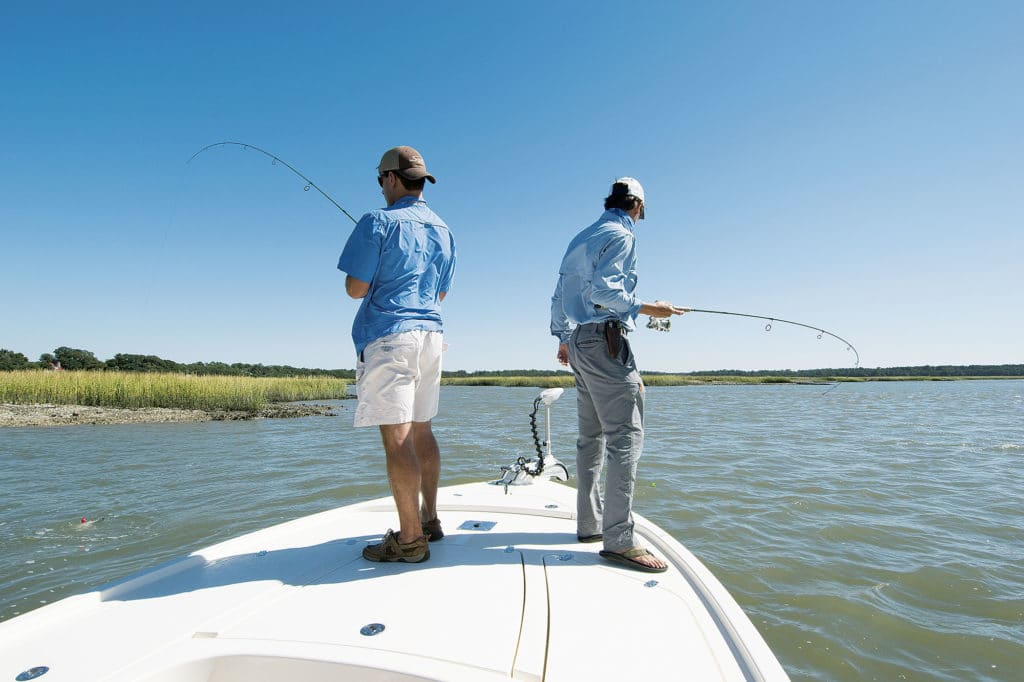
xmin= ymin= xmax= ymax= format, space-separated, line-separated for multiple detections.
xmin=0 ymin=347 xmax=354 ymax=378
xmin=1 ymin=347 xmax=1021 ymax=378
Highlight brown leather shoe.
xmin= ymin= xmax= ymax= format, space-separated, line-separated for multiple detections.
xmin=422 ymin=517 xmax=444 ymax=542
xmin=362 ymin=530 xmax=430 ymax=563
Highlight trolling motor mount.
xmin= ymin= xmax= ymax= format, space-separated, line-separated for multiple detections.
xmin=493 ymin=388 xmax=569 ymax=491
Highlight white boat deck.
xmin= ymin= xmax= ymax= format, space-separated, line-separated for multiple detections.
xmin=0 ymin=480 xmax=789 ymax=681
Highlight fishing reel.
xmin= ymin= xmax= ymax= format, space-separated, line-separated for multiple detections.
xmin=646 ymin=316 xmax=671 ymax=332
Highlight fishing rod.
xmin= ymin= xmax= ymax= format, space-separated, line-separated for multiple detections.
xmin=187 ymin=141 xmax=358 ymax=224
xmin=647 ymin=308 xmax=860 ymax=367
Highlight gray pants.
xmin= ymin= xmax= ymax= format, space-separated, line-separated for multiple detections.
xmin=568 ymin=322 xmax=645 ymax=553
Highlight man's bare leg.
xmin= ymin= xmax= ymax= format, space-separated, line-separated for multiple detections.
xmin=379 ymin=422 xmax=423 ymax=544
xmin=412 ymin=420 xmax=440 ymax=523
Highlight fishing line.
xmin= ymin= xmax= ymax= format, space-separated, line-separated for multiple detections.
xmin=185 ymin=144 xmax=861 ymax=368
xmin=187 ymin=141 xmax=358 ymax=224
xmin=648 ymin=308 xmax=860 ymax=367
xmin=142 ymin=164 xmax=192 ymax=308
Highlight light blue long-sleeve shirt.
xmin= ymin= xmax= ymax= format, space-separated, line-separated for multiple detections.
xmin=550 ymin=209 xmax=643 ymax=343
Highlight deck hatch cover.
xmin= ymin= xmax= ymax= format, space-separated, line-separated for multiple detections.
xmin=458 ymin=520 xmax=497 ymax=531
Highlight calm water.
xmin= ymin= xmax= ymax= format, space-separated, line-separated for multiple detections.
xmin=2 ymin=381 xmax=1022 ymax=680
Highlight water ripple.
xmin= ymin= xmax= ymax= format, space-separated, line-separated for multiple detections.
xmin=2 ymin=383 xmax=1022 ymax=680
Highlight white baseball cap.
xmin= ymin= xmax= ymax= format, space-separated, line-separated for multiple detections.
xmin=609 ymin=177 xmax=645 ymax=218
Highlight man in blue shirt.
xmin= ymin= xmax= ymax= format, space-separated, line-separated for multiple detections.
xmin=338 ymin=146 xmax=456 ymax=564
xmin=551 ymin=177 xmax=688 ymax=573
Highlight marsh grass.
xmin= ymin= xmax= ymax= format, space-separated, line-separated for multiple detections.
xmin=0 ymin=371 xmax=348 ymax=412
xmin=3 ymin=371 xmax=998 ymax=411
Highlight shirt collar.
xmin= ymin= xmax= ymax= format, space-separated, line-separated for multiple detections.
xmin=389 ymin=194 xmax=425 ymax=208
xmin=605 ymin=208 xmax=635 ymax=232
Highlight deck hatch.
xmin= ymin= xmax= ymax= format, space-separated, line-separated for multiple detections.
xmin=458 ymin=520 xmax=497 ymax=531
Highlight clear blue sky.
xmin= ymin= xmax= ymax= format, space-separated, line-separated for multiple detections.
xmin=2 ymin=2 xmax=1021 ymax=372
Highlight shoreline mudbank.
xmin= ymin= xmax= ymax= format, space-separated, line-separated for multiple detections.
xmin=0 ymin=402 xmax=340 ymax=428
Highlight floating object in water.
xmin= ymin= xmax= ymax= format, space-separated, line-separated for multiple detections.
xmin=77 ymin=516 xmax=103 ymax=530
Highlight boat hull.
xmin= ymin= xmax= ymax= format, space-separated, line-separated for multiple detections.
xmin=1 ymin=480 xmax=789 ymax=681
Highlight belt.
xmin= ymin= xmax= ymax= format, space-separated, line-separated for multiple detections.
xmin=579 ymin=320 xmax=626 ymax=334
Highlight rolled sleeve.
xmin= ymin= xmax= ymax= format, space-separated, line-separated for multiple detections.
xmin=550 ymin=277 xmax=574 ymax=343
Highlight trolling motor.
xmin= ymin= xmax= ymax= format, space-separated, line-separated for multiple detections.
xmin=493 ymin=388 xmax=569 ymax=491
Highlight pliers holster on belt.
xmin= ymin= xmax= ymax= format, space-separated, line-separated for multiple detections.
xmin=603 ymin=320 xmax=624 ymax=358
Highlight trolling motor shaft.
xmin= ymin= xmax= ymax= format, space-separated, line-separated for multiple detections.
xmin=494 ymin=388 xmax=569 ymax=491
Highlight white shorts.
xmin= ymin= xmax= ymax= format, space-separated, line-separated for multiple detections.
xmin=353 ymin=330 xmax=443 ymax=428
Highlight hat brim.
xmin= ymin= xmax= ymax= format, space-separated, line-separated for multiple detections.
xmin=396 ymin=169 xmax=436 ymax=184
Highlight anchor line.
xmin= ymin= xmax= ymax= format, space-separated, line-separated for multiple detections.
xmin=187 ymin=141 xmax=359 ymax=224
xmin=684 ymin=308 xmax=860 ymax=367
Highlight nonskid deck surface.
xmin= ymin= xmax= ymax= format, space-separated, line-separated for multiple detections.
xmin=1 ymin=481 xmax=788 ymax=681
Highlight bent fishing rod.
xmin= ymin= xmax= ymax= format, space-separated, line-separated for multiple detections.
xmin=647 ymin=308 xmax=860 ymax=367
xmin=187 ymin=142 xmax=860 ymax=366
xmin=187 ymin=141 xmax=359 ymax=224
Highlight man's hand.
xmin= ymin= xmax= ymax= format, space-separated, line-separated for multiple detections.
xmin=556 ymin=343 xmax=569 ymax=366
xmin=641 ymin=300 xmax=691 ymax=318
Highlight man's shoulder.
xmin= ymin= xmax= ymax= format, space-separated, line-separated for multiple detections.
xmin=411 ymin=202 xmax=450 ymax=231
xmin=355 ymin=208 xmax=389 ymax=232
xmin=581 ymin=214 xmax=631 ymax=242
xmin=377 ymin=200 xmax=450 ymax=231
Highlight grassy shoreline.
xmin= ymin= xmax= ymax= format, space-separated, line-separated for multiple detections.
xmin=0 ymin=371 xmax=349 ymax=412
xmin=1 ymin=370 xmax=1019 ymax=414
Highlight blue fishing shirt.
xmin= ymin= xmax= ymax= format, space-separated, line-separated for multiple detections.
xmin=550 ymin=208 xmax=643 ymax=344
xmin=338 ymin=195 xmax=456 ymax=355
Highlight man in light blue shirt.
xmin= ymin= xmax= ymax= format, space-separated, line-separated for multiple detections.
xmin=338 ymin=145 xmax=456 ymax=564
xmin=550 ymin=177 xmax=688 ymax=573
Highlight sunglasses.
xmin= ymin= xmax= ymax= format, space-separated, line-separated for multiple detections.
xmin=377 ymin=170 xmax=391 ymax=187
